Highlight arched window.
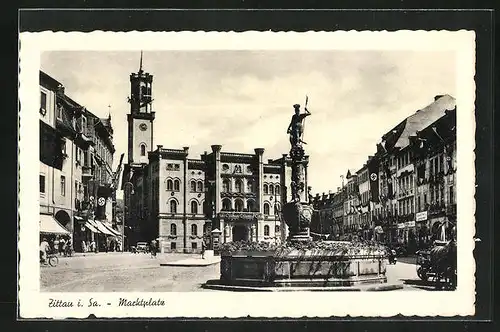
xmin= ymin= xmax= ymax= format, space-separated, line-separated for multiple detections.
xmin=269 ymin=184 xmax=275 ymax=195
xmin=235 ymin=179 xmax=243 ymax=193
xmin=197 ymin=181 xmax=203 ymax=192
xmin=222 ymin=179 xmax=230 ymax=193
xmin=174 ymin=179 xmax=180 ymax=191
xmin=170 ymin=223 xmax=177 ymax=236
xmin=247 ymin=180 xmax=254 ymax=193
xmin=263 ymin=184 xmax=269 ymax=194
xmin=247 ymin=199 xmax=255 ymax=212
xmin=274 ymin=203 xmax=280 ymax=216
xmin=191 ymin=201 xmax=198 ymax=214
xmin=166 ymin=179 xmax=173 ymax=191
xmin=264 ymin=225 xmax=270 ymax=236
xmin=235 ymin=199 xmax=244 ymax=212
xmin=191 ymin=224 xmax=198 ymax=236
xmin=140 ymin=144 xmax=146 ymax=156
xmin=264 ymin=203 xmax=270 ymax=215
xmin=170 ymin=200 xmax=177 ymax=213
xmin=190 ymin=180 xmax=196 ymax=192
xmin=275 ymin=185 xmax=280 ymax=195
xmin=222 ymin=198 xmax=231 ymax=211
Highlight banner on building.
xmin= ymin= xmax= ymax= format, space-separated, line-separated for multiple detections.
xmin=95 ymin=186 xmax=113 ymax=220
xmin=383 ymin=162 xmax=393 ymax=199
xmin=367 ymin=157 xmax=380 ymax=203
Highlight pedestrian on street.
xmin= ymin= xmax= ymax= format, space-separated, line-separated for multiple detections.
xmin=201 ymin=240 xmax=206 ymax=259
xmin=40 ymin=237 xmax=50 ymax=263
xmin=59 ymin=237 xmax=66 ymax=256
xmin=81 ymin=240 xmax=87 ymax=253
xmin=53 ymin=237 xmax=60 ymax=256
xmin=150 ymin=240 xmax=157 ymax=258
xmin=90 ymin=240 xmax=96 ymax=253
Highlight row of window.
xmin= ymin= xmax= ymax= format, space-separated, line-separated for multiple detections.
xmin=40 ymin=174 xmax=66 ymax=196
xmin=170 ymin=223 xmax=199 ymax=236
xmin=222 ymin=179 xmax=256 ymax=193
xmin=263 ymin=184 xmax=280 ymax=195
xmin=168 ymin=200 xmax=202 ymax=214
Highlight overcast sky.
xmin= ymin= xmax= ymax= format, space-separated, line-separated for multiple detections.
xmin=41 ymin=50 xmax=456 ymax=196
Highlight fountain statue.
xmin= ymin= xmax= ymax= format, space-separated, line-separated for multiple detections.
xmin=282 ymin=103 xmax=314 ymax=242
xmin=203 ymin=99 xmax=396 ymax=291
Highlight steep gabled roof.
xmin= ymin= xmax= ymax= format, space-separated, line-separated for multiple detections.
xmin=393 ymin=95 xmax=456 ymax=150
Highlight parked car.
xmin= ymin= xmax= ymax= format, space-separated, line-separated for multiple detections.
xmin=136 ymin=242 xmax=149 ymax=253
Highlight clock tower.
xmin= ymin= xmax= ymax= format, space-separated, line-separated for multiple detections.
xmin=127 ymin=52 xmax=155 ymax=165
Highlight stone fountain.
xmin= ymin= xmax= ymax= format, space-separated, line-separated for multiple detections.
xmin=203 ymin=102 xmax=398 ymax=291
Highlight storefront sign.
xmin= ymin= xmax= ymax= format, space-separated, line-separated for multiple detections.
xmin=397 ymin=223 xmax=405 ymax=229
xmin=416 ymin=211 xmax=428 ymax=222
xmin=405 ymin=221 xmax=416 ymax=228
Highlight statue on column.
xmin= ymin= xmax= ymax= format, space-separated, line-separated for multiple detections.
xmin=287 ymin=103 xmax=311 ymax=148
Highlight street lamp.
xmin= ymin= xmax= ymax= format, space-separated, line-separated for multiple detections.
xmin=123 ymin=182 xmax=135 ymax=252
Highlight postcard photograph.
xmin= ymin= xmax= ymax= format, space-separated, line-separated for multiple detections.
xmin=18 ymin=31 xmax=476 ymax=318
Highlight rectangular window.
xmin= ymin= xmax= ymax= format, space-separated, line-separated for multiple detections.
xmin=40 ymin=91 xmax=47 ymax=110
xmin=417 ymin=196 xmax=421 ymax=212
xmin=61 ymin=140 xmax=67 ymax=155
xmin=192 ymin=242 xmax=197 ymax=250
xmin=40 ymin=174 xmax=45 ymax=193
xmin=170 ymin=242 xmax=176 ymax=250
xmin=449 ymin=186 xmax=454 ymax=204
xmin=60 ymin=175 xmax=66 ymax=196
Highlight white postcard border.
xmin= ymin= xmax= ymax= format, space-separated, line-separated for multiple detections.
xmin=19 ymin=31 xmax=476 ymax=318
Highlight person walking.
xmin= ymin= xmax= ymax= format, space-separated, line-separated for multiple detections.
xmin=90 ymin=240 xmax=96 ymax=253
xmin=40 ymin=237 xmax=50 ymax=263
xmin=59 ymin=237 xmax=66 ymax=256
xmin=81 ymin=240 xmax=87 ymax=253
xmin=201 ymin=239 xmax=206 ymax=259
xmin=150 ymin=239 xmax=157 ymax=258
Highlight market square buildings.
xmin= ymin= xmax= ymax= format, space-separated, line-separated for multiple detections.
xmin=122 ymin=61 xmax=298 ymax=253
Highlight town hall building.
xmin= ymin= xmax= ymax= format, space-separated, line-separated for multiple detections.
xmin=122 ymin=57 xmax=303 ymax=253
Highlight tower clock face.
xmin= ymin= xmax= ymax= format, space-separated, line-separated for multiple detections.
xmin=139 ymin=123 xmax=148 ymax=131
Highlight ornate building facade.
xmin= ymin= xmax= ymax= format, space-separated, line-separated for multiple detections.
xmin=122 ymin=59 xmax=299 ymax=253
xmin=39 ymin=71 xmax=117 ymax=251
xmin=312 ymin=95 xmax=457 ymax=249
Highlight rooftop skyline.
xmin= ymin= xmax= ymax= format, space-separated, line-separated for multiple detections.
xmin=41 ymin=50 xmax=456 ymax=196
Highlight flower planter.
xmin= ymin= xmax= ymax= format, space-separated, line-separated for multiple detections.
xmin=219 ymin=245 xmax=388 ymax=287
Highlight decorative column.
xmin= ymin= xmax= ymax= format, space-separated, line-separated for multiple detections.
xmin=211 ymin=144 xmax=222 ymax=225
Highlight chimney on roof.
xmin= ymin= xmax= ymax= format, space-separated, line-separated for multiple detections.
xmin=268 ymin=159 xmax=273 ymax=164
xmin=57 ymin=84 xmax=65 ymax=95
xmin=328 ymin=190 xmax=333 ymax=194
xmin=337 ymin=187 xmax=341 ymax=192
xmin=157 ymin=145 xmax=163 ymax=150
xmin=434 ymin=95 xmax=445 ymax=101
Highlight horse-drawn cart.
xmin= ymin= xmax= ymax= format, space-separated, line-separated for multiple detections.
xmin=416 ymin=240 xmax=456 ymax=290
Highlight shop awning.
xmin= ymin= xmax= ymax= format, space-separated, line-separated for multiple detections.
xmin=102 ymin=222 xmax=121 ymax=237
xmin=85 ymin=221 xmax=100 ymax=233
xmin=92 ymin=219 xmax=116 ymax=236
xmin=40 ymin=214 xmax=71 ymax=235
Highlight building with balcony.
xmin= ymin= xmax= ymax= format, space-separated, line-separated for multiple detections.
xmin=39 ymin=70 xmax=117 ymax=252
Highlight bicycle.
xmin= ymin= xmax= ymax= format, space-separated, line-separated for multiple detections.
xmin=40 ymin=251 xmax=59 ymax=267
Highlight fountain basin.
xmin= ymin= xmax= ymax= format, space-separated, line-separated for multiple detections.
xmin=204 ymin=241 xmax=391 ymax=290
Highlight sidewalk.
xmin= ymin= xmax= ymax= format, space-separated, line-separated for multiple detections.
xmin=160 ymin=256 xmax=221 ymax=267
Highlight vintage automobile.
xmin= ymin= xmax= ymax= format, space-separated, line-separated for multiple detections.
xmin=416 ymin=240 xmax=456 ymax=289
xmin=136 ymin=242 xmax=149 ymax=253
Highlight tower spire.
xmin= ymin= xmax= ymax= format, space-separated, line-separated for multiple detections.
xmin=139 ymin=51 xmax=143 ymax=73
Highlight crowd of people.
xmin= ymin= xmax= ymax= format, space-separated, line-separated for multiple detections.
xmin=39 ymin=235 xmax=73 ymax=262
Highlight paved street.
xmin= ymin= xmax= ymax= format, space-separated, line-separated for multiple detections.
xmin=41 ymin=253 xmax=433 ymax=292
xmin=40 ymin=253 xmax=220 ymax=292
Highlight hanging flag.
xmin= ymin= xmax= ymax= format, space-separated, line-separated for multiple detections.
xmin=367 ymin=157 xmax=380 ymax=203
xmin=384 ymin=162 xmax=393 ymax=199
xmin=444 ymin=145 xmax=453 ymax=173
